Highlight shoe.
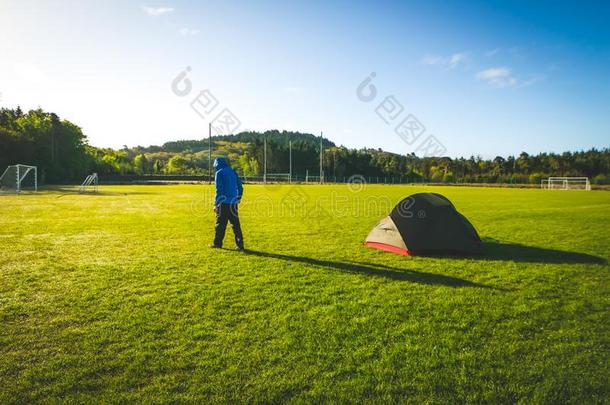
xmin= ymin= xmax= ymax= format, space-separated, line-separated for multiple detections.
xmin=209 ymin=244 xmax=222 ymax=249
xmin=236 ymin=246 xmax=246 ymax=252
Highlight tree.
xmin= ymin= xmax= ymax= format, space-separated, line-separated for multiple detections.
xmin=134 ymin=154 xmax=149 ymax=175
xmin=1 ymin=107 xmax=608 ymax=184
xmin=238 ymin=154 xmax=259 ymax=176
xmin=165 ymin=155 xmax=189 ymax=174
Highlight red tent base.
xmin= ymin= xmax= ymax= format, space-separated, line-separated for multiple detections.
xmin=365 ymin=242 xmax=410 ymax=256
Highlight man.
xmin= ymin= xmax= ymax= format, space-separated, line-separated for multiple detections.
xmin=211 ymin=157 xmax=244 ymax=250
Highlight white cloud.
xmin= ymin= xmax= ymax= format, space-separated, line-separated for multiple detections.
xmin=476 ymin=67 xmax=517 ymax=88
xmin=477 ymin=67 xmax=510 ymax=80
xmin=179 ymin=27 xmax=199 ymax=36
xmin=421 ymin=54 xmax=445 ymax=66
xmin=476 ymin=67 xmax=544 ymax=89
xmin=518 ymin=74 xmax=545 ymax=88
xmin=142 ymin=6 xmax=175 ymax=16
xmin=421 ymin=52 xmax=468 ymax=69
xmin=448 ymin=53 xmax=467 ymax=69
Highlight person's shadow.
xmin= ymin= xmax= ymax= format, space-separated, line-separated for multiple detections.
xmin=244 ymin=250 xmax=492 ymax=289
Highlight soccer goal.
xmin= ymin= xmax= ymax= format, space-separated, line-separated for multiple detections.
xmin=79 ymin=173 xmax=99 ymax=193
xmin=0 ymin=164 xmax=38 ymax=193
xmin=264 ymin=173 xmax=292 ymax=183
xmin=541 ymin=176 xmax=591 ymax=191
xmin=305 ymin=174 xmax=324 ymax=184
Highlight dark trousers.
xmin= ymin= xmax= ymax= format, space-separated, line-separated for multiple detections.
xmin=214 ymin=203 xmax=244 ymax=248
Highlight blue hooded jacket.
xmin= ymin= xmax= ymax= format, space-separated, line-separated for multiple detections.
xmin=214 ymin=157 xmax=243 ymax=205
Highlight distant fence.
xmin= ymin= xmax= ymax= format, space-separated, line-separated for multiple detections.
xmin=99 ymin=174 xmax=429 ymax=185
xmin=49 ymin=174 xmax=609 ymax=189
xmin=101 ymin=174 xmax=212 ymax=184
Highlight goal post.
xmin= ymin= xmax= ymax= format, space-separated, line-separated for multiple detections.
xmin=305 ymin=175 xmax=324 ymax=184
xmin=79 ymin=173 xmax=99 ymax=193
xmin=264 ymin=173 xmax=292 ymax=183
xmin=541 ymin=176 xmax=591 ymax=190
xmin=0 ymin=164 xmax=38 ymax=193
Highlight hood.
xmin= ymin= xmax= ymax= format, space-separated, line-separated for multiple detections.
xmin=213 ymin=157 xmax=229 ymax=169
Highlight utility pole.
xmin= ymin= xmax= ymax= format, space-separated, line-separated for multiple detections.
xmin=264 ymin=137 xmax=267 ymax=184
xmin=319 ymin=132 xmax=323 ymax=184
xmin=208 ymin=122 xmax=212 ymax=184
xmin=333 ymin=149 xmax=336 ymax=178
xmin=289 ymin=140 xmax=292 ymax=183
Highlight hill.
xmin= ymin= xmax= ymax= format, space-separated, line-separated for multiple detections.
xmin=138 ymin=130 xmax=335 ymax=154
xmin=1 ymin=107 xmax=608 ymax=184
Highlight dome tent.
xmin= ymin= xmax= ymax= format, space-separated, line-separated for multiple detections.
xmin=365 ymin=193 xmax=481 ymax=256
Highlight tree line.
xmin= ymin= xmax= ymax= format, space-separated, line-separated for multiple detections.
xmin=0 ymin=107 xmax=608 ymax=184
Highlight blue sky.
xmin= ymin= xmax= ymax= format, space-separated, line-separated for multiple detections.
xmin=1 ymin=0 xmax=608 ymax=157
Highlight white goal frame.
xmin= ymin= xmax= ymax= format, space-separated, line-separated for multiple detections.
xmin=541 ymin=176 xmax=591 ymax=191
xmin=79 ymin=173 xmax=99 ymax=193
xmin=264 ymin=173 xmax=292 ymax=183
xmin=305 ymin=175 xmax=324 ymax=184
xmin=0 ymin=164 xmax=38 ymax=193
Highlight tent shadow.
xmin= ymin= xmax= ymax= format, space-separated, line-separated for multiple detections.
xmin=416 ymin=239 xmax=606 ymax=265
xmin=245 ymin=250 xmax=492 ymax=289
xmin=480 ymin=241 xmax=607 ymax=265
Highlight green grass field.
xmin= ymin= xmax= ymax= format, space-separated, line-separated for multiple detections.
xmin=0 ymin=184 xmax=608 ymax=403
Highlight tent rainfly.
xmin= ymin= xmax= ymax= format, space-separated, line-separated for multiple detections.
xmin=365 ymin=193 xmax=481 ymax=256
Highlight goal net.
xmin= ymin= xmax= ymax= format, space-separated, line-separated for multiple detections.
xmin=264 ymin=173 xmax=292 ymax=183
xmin=79 ymin=173 xmax=99 ymax=193
xmin=305 ymin=174 xmax=324 ymax=184
xmin=541 ymin=176 xmax=591 ymax=190
xmin=0 ymin=164 xmax=38 ymax=193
